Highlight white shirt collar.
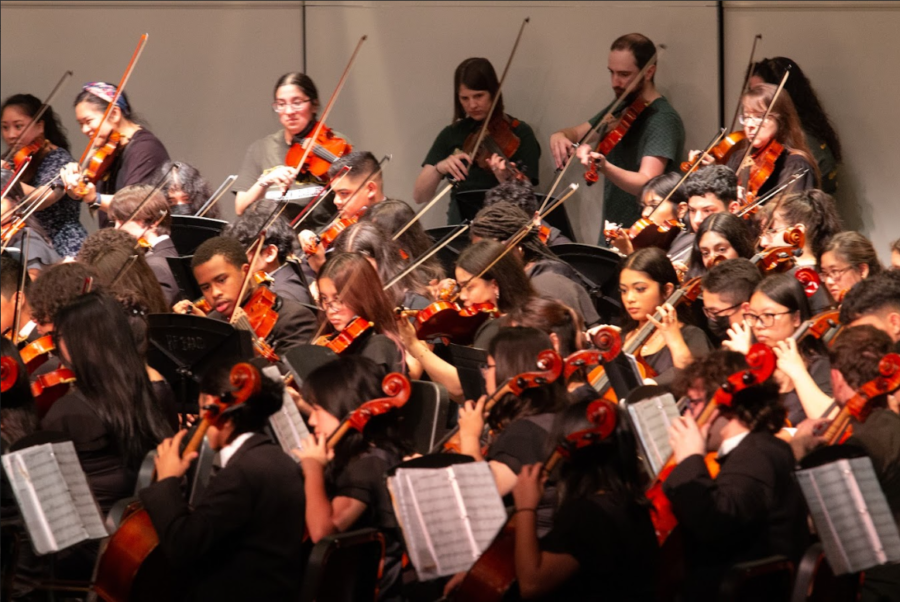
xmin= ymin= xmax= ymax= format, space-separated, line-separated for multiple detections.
xmin=18 ymin=320 xmax=37 ymax=339
xmin=218 ymin=432 xmax=254 ymax=468
xmin=718 ymin=431 xmax=750 ymax=459
xmin=150 ymin=234 xmax=170 ymax=247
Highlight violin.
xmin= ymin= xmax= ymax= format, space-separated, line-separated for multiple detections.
xmin=589 ymin=278 xmax=705 ymax=401
xmin=433 ymin=349 xmax=563 ymax=454
xmin=822 ymin=353 xmax=900 ymax=445
xmin=10 ymin=136 xmax=50 ymax=184
xmin=680 ymin=132 xmax=746 ymax=172
xmin=326 ymin=372 xmax=410 ymax=448
xmin=742 ymin=139 xmax=784 ymax=203
xmin=605 ymin=216 xmax=684 ymax=252
xmin=73 ymin=131 xmax=123 ymax=197
xmin=396 ymin=301 xmax=498 ymax=347
xmin=314 ymin=315 xmax=373 ymax=355
xmin=302 ymin=214 xmax=358 ymax=257
xmin=230 ymin=275 xmax=281 ymax=362
xmin=648 ymin=343 xmax=777 ymax=544
xmin=749 ymin=226 xmax=805 ymax=274
xmin=462 ymin=115 xmax=522 ymax=171
xmin=285 ymin=122 xmax=352 ymax=180
xmin=451 ymin=397 xmax=618 ymax=602
xmin=585 ymin=96 xmax=649 ymax=186
xmin=94 ymin=362 xmax=261 ymax=602
xmin=18 ymin=334 xmax=55 ymax=374
xmin=31 ymin=367 xmax=77 ymax=420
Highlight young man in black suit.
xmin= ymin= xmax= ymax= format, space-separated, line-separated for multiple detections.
xmin=663 ymin=349 xmax=810 ymax=601
xmin=140 ymin=360 xmax=307 ymax=601
xmin=173 ymin=235 xmax=318 ymax=353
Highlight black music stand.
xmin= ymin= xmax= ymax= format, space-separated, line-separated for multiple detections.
xmin=170 ymin=215 xmax=227 ymax=256
xmin=551 ymin=242 xmax=624 ymax=322
xmin=445 ymin=343 xmax=487 ymax=402
xmin=166 ymin=255 xmax=201 ymax=302
xmin=147 ymin=314 xmax=254 ymax=413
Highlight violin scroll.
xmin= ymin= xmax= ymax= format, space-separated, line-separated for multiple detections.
xmin=712 ymin=343 xmax=777 ymax=407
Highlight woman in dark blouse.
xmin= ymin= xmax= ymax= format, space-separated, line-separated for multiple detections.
xmin=619 ymin=248 xmax=713 ymax=387
xmin=294 ymin=355 xmax=412 ymax=601
xmin=38 ymin=292 xmax=173 ymax=513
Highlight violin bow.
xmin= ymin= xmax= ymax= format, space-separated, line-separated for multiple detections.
xmin=290 ymin=166 xmax=352 ymax=230
xmin=76 ymin=34 xmax=149 ymax=170
xmin=734 ymin=66 xmax=790 ymax=184
xmin=646 ymin=128 xmax=726 ymax=223
xmin=393 ymin=183 xmax=453 ymax=240
xmin=2 ymin=70 xmax=73 ymax=166
xmin=728 ymin=34 xmax=763 ymax=133
xmin=540 ymin=46 xmax=662 ymax=214
xmin=736 ymin=168 xmax=808 ymax=218
xmin=115 ymin=163 xmax=178 ymax=229
xmin=383 ymin=223 xmax=470 ymax=291
xmin=195 ymin=174 xmax=238 ymax=218
xmin=282 ymin=35 xmax=367 ymax=194
xmin=10 ymin=229 xmax=30 ymax=342
xmin=1 ymin=158 xmax=32 ymax=204
xmin=538 ymin=182 xmax=579 ymax=224
xmin=461 ymin=17 xmax=530 ymax=179
xmin=463 ymin=212 xmax=540 ymax=289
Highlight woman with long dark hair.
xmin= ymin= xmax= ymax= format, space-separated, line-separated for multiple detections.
xmin=1 ymin=93 xmax=86 ymax=255
xmin=59 ymin=83 xmax=170 ymax=225
xmin=40 ymin=292 xmax=173 ymax=512
xmin=294 ymin=355 xmax=412 ymax=601
xmin=687 ymin=211 xmax=755 ymax=278
xmin=316 ymin=252 xmax=406 ymax=376
xmin=507 ymin=400 xmax=659 ymax=600
xmin=818 ymin=231 xmax=882 ymax=303
xmin=414 ymin=57 xmax=541 ymax=222
xmin=619 ymin=247 xmax=712 ymax=385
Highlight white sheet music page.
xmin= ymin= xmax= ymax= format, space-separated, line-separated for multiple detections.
xmin=263 ymin=365 xmax=310 ymax=457
xmin=627 ymin=393 xmax=679 ymax=478
xmin=53 ymin=443 xmax=107 ymax=540
xmin=797 ymin=456 xmax=900 ymax=574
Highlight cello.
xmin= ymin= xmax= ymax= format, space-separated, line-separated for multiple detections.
xmin=450 ymin=397 xmax=619 ymax=602
xmin=324 ymin=372 xmax=411 ymax=449
xmin=821 ymin=353 xmax=900 ymax=445
xmin=93 ymin=362 xmax=262 ymax=602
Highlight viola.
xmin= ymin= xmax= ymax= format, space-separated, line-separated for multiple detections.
xmin=31 ymin=367 xmax=77 ymax=420
xmin=94 ymin=362 xmax=262 ymax=602
xmin=749 ymin=226 xmax=805 ymax=274
xmin=433 ymin=349 xmax=563 ymax=454
xmin=680 ymin=131 xmax=746 ymax=172
xmin=285 ymin=122 xmax=352 ymax=180
xmin=451 ymin=397 xmax=618 ymax=602
xmin=397 ymin=301 xmax=498 ymax=347
xmin=822 ymin=353 xmax=900 ymax=445
xmin=230 ymin=280 xmax=281 ymax=362
xmin=326 ymin=372 xmax=411 ymax=448
xmin=585 ymin=97 xmax=649 ymax=186
xmin=605 ymin=217 xmax=684 ymax=252
xmin=18 ymin=334 xmax=57 ymax=375
xmin=73 ymin=131 xmax=122 ymax=198
xmin=647 ymin=343 xmax=777 ymax=544
xmin=588 ymin=277 xmax=705 ymax=400
xmin=314 ymin=315 xmax=373 ymax=355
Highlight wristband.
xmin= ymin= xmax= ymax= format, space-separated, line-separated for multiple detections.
xmin=434 ymin=163 xmax=445 ymax=176
xmin=514 ymin=507 xmax=537 ymax=514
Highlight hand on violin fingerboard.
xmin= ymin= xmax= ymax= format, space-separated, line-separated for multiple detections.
xmin=172 ymin=300 xmax=207 ymax=317
xmin=576 ymin=144 xmax=607 ymax=170
xmin=436 ymin=153 xmax=470 ymax=182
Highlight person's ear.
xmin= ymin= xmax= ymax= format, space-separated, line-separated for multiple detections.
xmin=830 ymin=368 xmax=853 ymax=405
xmin=263 ymin=244 xmax=279 ymax=263
xmin=548 ymin=332 xmax=561 ymax=354
xmin=663 ymin=282 xmax=675 ymax=298
xmin=888 ymin=311 xmax=900 ymax=342
xmin=859 ymin=263 xmax=870 ymax=279
xmin=728 ymin=201 xmax=741 ymax=214
xmin=676 ymin=203 xmax=688 ymax=220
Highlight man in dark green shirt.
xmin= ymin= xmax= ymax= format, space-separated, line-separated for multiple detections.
xmin=550 ymin=33 xmax=684 ymax=235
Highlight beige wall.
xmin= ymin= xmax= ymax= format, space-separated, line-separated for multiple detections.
xmin=2 ymin=1 xmax=898 ymax=258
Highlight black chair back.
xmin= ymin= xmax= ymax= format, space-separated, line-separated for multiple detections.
xmin=719 ymin=555 xmax=794 ymax=602
xmin=790 ymin=542 xmax=862 ymax=602
xmin=299 ymin=528 xmax=385 ymax=602
xmin=398 ymin=381 xmax=452 ymax=454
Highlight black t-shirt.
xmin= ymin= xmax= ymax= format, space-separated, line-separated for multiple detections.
xmin=642 ymin=324 xmax=712 ymax=386
xmin=781 ymin=353 xmax=832 ymax=425
xmin=355 ymin=332 xmax=404 ymax=377
xmin=473 ymin=317 xmax=502 ymax=350
xmin=540 ymin=493 xmax=660 ymax=601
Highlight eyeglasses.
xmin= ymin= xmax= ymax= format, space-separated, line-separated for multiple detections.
xmin=819 ymin=266 xmax=856 ymax=281
xmin=479 ymin=362 xmax=496 ymax=374
xmin=318 ymin=296 xmax=345 ymax=312
xmin=272 ymin=99 xmax=312 ymax=113
xmin=703 ymin=303 xmax=742 ymax=320
xmin=762 ymin=224 xmax=789 ymax=238
xmin=743 ymin=310 xmax=794 ymax=328
xmin=739 ymin=114 xmax=777 ymax=126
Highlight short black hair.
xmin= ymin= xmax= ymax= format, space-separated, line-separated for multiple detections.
xmin=701 ymin=258 xmax=763 ymax=305
xmin=191 ymin=236 xmax=247 ymax=271
xmin=683 ymin=165 xmax=738 ymax=203
xmin=0 ymin=255 xmax=29 ymax=298
xmin=222 ymin=201 xmax=297 ymax=263
xmin=326 ymin=150 xmax=379 ymax=181
xmin=199 ymin=359 xmax=284 ymax=435
xmin=840 ymin=270 xmax=900 ymax=324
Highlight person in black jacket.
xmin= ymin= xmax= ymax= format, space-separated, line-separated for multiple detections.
xmin=173 ymin=235 xmax=317 ymax=352
xmin=664 ymin=348 xmax=809 ymax=602
xmin=140 ymin=359 xmax=306 ymax=602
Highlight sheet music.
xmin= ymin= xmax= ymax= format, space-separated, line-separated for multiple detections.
xmin=1 ymin=442 xmax=108 ymax=554
xmin=627 ymin=394 xmax=679 ymax=478
xmin=263 ymin=366 xmax=310 ymax=457
xmin=797 ymin=457 xmax=900 ymax=574
xmin=388 ymin=462 xmax=506 ymax=580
